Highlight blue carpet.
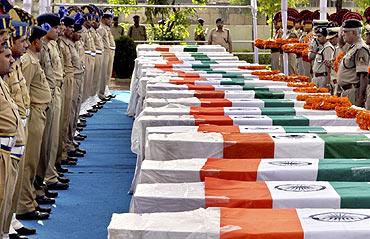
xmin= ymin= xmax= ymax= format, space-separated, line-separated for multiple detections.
xmin=23 ymin=91 xmax=136 ymax=239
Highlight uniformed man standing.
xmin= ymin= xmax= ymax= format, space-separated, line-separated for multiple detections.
xmin=311 ymin=26 xmax=334 ymax=88
xmin=271 ymin=12 xmax=282 ymax=71
xmin=128 ymin=15 xmax=146 ymax=42
xmin=208 ymin=18 xmax=232 ymax=53
xmin=299 ymin=11 xmax=313 ymax=78
xmin=338 ymin=19 xmax=370 ymax=107
xmin=194 ymin=18 xmax=206 ymax=44
xmin=325 ymin=26 xmax=340 ymax=95
xmin=286 ymin=9 xmax=299 ymax=75
xmin=98 ymin=8 xmax=115 ymax=101
xmin=0 ymin=41 xmax=19 ymax=238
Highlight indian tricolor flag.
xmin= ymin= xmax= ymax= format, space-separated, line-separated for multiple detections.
xmin=145 ymin=133 xmax=370 ymax=160
xmin=137 ymin=44 xmax=226 ymax=52
xmin=141 ymin=106 xmax=336 ymax=117
xmin=131 ymin=178 xmax=370 ymax=213
xmin=109 ymin=207 xmax=370 ymax=239
xmin=144 ymin=98 xmax=305 ymax=108
xmin=146 ymin=90 xmax=308 ymax=100
xmin=139 ymin=158 xmax=370 ymax=184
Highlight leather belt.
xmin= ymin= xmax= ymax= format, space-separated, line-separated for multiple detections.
xmin=315 ymin=72 xmax=328 ymax=77
xmin=11 ymin=145 xmax=25 ymax=160
xmin=341 ymin=83 xmax=360 ymax=91
xmin=0 ymin=136 xmax=16 ymax=153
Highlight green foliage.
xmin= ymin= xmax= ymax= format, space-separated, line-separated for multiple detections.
xmin=145 ymin=0 xmax=207 ymax=41
xmin=353 ymin=0 xmax=370 ymax=15
xmin=113 ymin=36 xmax=137 ymax=78
xmin=108 ymin=0 xmax=137 ymax=16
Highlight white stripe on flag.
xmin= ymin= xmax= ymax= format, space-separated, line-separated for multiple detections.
xmin=256 ymin=158 xmax=319 ymax=181
xmin=239 ymin=126 xmax=286 ymax=133
xmin=266 ymin=181 xmax=340 ymax=208
xmin=297 ymin=208 xmax=370 ymax=239
xmin=271 ymin=133 xmax=325 ymax=158
xmin=229 ymin=115 xmax=273 ymax=125
xmin=225 ymin=107 xmax=262 ymax=116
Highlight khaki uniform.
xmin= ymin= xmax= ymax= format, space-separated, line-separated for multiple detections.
xmin=91 ymin=27 xmax=104 ymax=97
xmin=35 ymin=39 xmax=63 ymax=203
xmin=271 ymin=29 xmax=282 ymax=71
xmin=2 ymin=59 xmax=28 ymax=233
xmin=98 ymin=24 xmax=115 ymax=98
xmin=81 ymin=26 xmax=96 ymax=101
xmin=128 ymin=25 xmax=146 ymax=41
xmin=17 ymin=49 xmax=51 ymax=218
xmin=71 ymin=41 xmax=85 ymax=137
xmin=287 ymin=29 xmax=298 ymax=75
xmin=208 ymin=28 xmax=232 ymax=52
xmin=111 ymin=25 xmax=124 ymax=40
xmin=50 ymin=36 xmax=76 ymax=184
xmin=0 ymin=79 xmax=20 ymax=236
xmin=338 ymin=40 xmax=370 ymax=106
xmin=312 ymin=41 xmax=334 ymax=88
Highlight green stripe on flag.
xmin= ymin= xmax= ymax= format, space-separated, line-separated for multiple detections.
xmin=263 ymin=99 xmax=295 ymax=107
xmin=255 ymin=91 xmax=285 ymax=99
xmin=220 ymin=80 xmax=245 ymax=85
xmin=283 ymin=126 xmax=327 ymax=133
xmin=243 ymin=86 xmax=269 ymax=91
xmin=270 ymin=116 xmax=309 ymax=126
xmin=192 ymin=64 xmax=211 ymax=69
xmin=330 ymin=182 xmax=370 ymax=208
xmin=221 ymin=73 xmax=243 ymax=78
xmin=261 ymin=108 xmax=296 ymax=116
xmin=200 ymin=60 xmax=217 ymax=64
xmin=184 ymin=47 xmax=198 ymax=52
xmin=319 ymin=135 xmax=370 ymax=158
xmin=318 ymin=159 xmax=370 ymax=181
xmin=205 ymin=70 xmax=227 ymax=74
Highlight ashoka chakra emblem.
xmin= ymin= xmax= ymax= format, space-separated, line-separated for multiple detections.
xmin=310 ymin=212 xmax=370 ymax=222
xmin=269 ymin=161 xmax=312 ymax=166
xmin=275 ymin=184 xmax=326 ymax=192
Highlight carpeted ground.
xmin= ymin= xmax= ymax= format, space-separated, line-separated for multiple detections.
xmin=23 ymin=90 xmax=136 ymax=239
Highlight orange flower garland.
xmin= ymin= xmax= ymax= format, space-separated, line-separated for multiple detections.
xmin=254 ymin=38 xmax=299 ymax=50
xmin=287 ymin=82 xmax=316 ymax=87
xmin=239 ymin=65 xmax=267 ymax=70
xmin=259 ymin=75 xmax=310 ymax=82
xmin=282 ymin=43 xmax=309 ymax=54
xmin=356 ymin=110 xmax=370 ymax=130
xmin=251 ymin=70 xmax=281 ymax=76
xmin=336 ymin=106 xmax=363 ymax=118
xmin=334 ymin=51 xmax=345 ymax=73
xmin=293 ymin=87 xmax=330 ymax=93
xmin=303 ymin=96 xmax=352 ymax=110
xmin=296 ymin=94 xmax=328 ymax=101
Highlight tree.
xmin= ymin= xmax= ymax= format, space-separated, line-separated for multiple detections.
xmin=108 ymin=0 xmax=137 ymax=16
xmin=353 ymin=0 xmax=370 ymax=15
xmin=145 ymin=0 xmax=207 ymax=41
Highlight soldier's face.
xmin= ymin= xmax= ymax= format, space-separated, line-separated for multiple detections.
xmin=34 ymin=39 xmax=42 ymax=52
xmin=216 ymin=21 xmax=223 ymax=29
xmin=0 ymin=48 xmax=14 ymax=76
xmin=64 ymin=25 xmax=74 ymax=39
xmin=12 ymin=35 xmax=28 ymax=57
xmin=316 ymin=33 xmax=326 ymax=44
xmin=342 ymin=30 xmax=355 ymax=44
xmin=46 ymin=26 xmax=59 ymax=40
xmin=0 ymin=30 xmax=9 ymax=46
xmin=329 ymin=36 xmax=338 ymax=46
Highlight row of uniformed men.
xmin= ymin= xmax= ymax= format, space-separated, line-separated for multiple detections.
xmin=0 ymin=5 xmax=116 ymax=239
xmin=271 ymin=9 xmax=370 ymax=109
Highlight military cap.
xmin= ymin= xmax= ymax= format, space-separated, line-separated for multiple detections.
xmin=67 ymin=6 xmax=81 ymax=17
xmin=328 ymin=13 xmax=338 ymax=24
xmin=29 ymin=25 xmax=47 ymax=42
xmin=314 ymin=26 xmax=327 ymax=36
xmin=342 ymin=19 xmax=362 ymax=30
xmin=335 ymin=9 xmax=350 ymax=25
xmin=73 ymin=12 xmax=84 ymax=32
xmin=302 ymin=11 xmax=313 ymax=25
xmin=0 ymin=14 xmax=11 ymax=30
xmin=58 ymin=5 xmax=68 ymax=19
xmin=61 ymin=16 xmax=74 ymax=27
xmin=364 ymin=7 xmax=370 ymax=24
xmin=10 ymin=20 xmax=28 ymax=38
xmin=326 ymin=27 xmax=340 ymax=40
xmin=102 ymin=8 xmax=113 ymax=18
xmin=9 ymin=7 xmax=35 ymax=26
xmin=273 ymin=12 xmax=281 ymax=22
xmin=287 ymin=8 xmax=298 ymax=26
xmin=0 ymin=0 xmax=13 ymax=14
xmin=342 ymin=11 xmax=362 ymax=22
xmin=81 ymin=5 xmax=95 ymax=21
xmin=37 ymin=14 xmax=60 ymax=28
xmin=313 ymin=19 xmax=329 ymax=27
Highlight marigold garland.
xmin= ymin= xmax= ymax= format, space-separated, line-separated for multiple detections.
xmin=287 ymin=82 xmax=316 ymax=87
xmin=356 ymin=110 xmax=370 ymax=130
xmin=259 ymin=75 xmax=310 ymax=82
xmin=296 ymin=94 xmax=328 ymax=101
xmin=282 ymin=43 xmax=309 ymax=54
xmin=293 ymin=87 xmax=330 ymax=93
xmin=254 ymin=38 xmax=299 ymax=50
xmin=303 ymin=96 xmax=352 ymax=110
xmin=251 ymin=70 xmax=281 ymax=76
xmin=334 ymin=51 xmax=345 ymax=73
xmin=336 ymin=106 xmax=363 ymax=118
xmin=239 ymin=65 xmax=267 ymax=70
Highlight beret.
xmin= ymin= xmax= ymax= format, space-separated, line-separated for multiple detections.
xmin=29 ymin=25 xmax=47 ymax=42
xmin=37 ymin=13 xmax=60 ymax=28
xmin=0 ymin=14 xmax=11 ymax=30
xmin=61 ymin=16 xmax=74 ymax=27
xmin=10 ymin=20 xmax=28 ymax=38
xmin=342 ymin=19 xmax=362 ymax=29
